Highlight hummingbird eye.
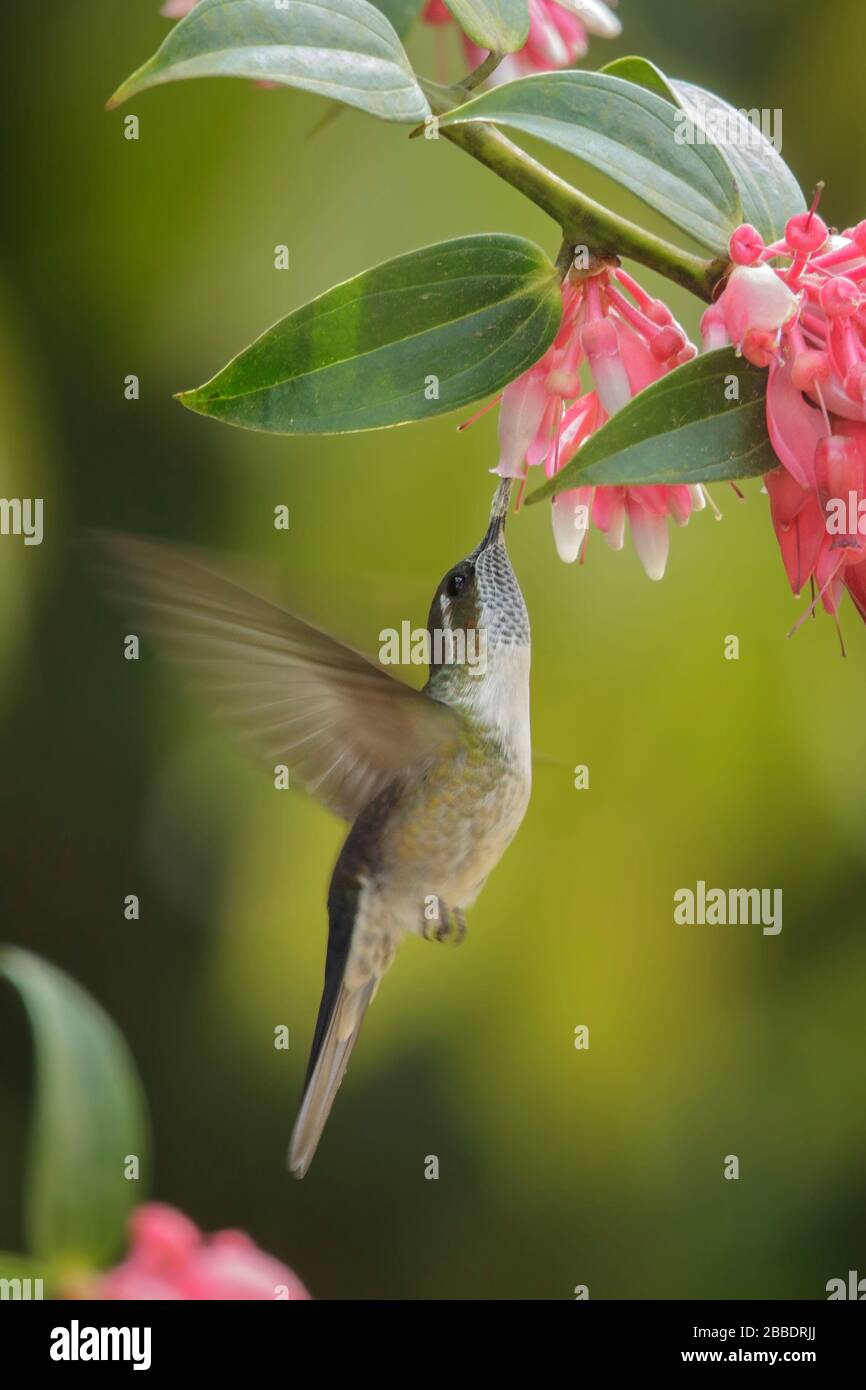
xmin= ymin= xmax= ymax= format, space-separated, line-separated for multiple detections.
xmin=446 ymin=568 xmax=470 ymax=598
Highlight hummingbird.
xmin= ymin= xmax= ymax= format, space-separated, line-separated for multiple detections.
xmin=97 ymin=477 xmax=531 ymax=1176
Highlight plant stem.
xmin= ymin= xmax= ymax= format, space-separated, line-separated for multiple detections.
xmin=422 ymin=84 xmax=727 ymax=302
xmin=461 ymin=51 xmax=503 ymax=92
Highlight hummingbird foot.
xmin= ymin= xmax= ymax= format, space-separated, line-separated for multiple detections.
xmin=422 ymin=900 xmax=467 ymax=946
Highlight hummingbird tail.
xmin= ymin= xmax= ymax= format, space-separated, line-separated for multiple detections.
xmin=288 ymin=978 xmax=376 ymax=1179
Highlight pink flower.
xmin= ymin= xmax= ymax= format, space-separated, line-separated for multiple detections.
xmin=706 ymin=200 xmax=866 ymax=634
xmin=494 ymin=259 xmax=707 ymax=580
xmin=703 ymin=263 xmax=798 ymax=368
xmin=75 ymin=1203 xmax=310 ymax=1301
xmin=424 ymin=0 xmax=620 ymax=82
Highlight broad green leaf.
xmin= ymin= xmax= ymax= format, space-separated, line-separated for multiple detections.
xmin=672 ymin=82 xmax=805 ymax=243
xmin=442 ymin=1 xmax=530 ymax=54
xmin=179 ymin=234 xmax=562 ymax=434
xmin=602 ymin=57 xmax=805 ymax=242
xmin=306 ymin=0 xmax=426 ymax=131
xmin=526 ymin=348 xmax=775 ymax=499
xmin=438 ymin=71 xmax=743 ymax=253
xmin=109 ymin=0 xmax=430 ymax=125
xmin=600 ymin=54 xmax=678 ymax=102
xmin=372 ymin=0 xmax=425 ymax=37
xmin=0 ymin=947 xmax=150 ymax=1270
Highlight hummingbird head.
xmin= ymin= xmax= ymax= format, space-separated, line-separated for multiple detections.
xmin=425 ymin=480 xmax=530 ymax=680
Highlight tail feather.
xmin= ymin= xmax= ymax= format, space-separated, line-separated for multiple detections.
xmin=288 ymin=979 xmax=376 ymax=1178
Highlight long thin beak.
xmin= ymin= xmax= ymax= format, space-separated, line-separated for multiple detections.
xmin=476 ymin=478 xmax=512 ymax=553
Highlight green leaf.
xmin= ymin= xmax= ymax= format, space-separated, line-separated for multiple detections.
xmin=371 ymin=0 xmax=425 ymax=37
xmin=671 ymin=82 xmax=805 ymax=243
xmin=526 ymin=348 xmax=775 ymax=500
xmin=0 ymin=947 xmax=150 ymax=1270
xmin=109 ymin=0 xmax=430 ymax=125
xmin=442 ymin=1 xmax=530 ymax=53
xmin=600 ymin=54 xmax=678 ymax=102
xmin=179 ymin=234 xmax=562 ymax=434
xmin=438 ymin=71 xmax=743 ymax=253
xmin=602 ymin=57 xmax=805 ymax=242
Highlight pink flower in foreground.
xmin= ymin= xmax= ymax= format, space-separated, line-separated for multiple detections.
xmin=706 ymin=200 xmax=866 ymax=637
xmin=424 ymin=0 xmax=621 ymax=83
xmin=78 ymin=1204 xmax=310 ymax=1301
xmin=492 ymin=259 xmax=708 ymax=580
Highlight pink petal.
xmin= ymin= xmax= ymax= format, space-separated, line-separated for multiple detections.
xmin=93 ymin=1269 xmax=182 ymax=1300
xmin=423 ymin=0 xmax=452 ymax=21
xmin=688 ymin=484 xmax=707 ymax=512
xmin=81 ymin=1202 xmax=310 ymax=1302
xmin=559 ymin=0 xmax=622 ymax=39
xmin=593 ymin=487 xmax=626 ymax=548
xmin=627 ymin=484 xmax=669 ymax=517
xmin=582 ymin=317 xmax=632 ymax=415
xmin=551 ymin=486 xmax=592 ymax=563
xmin=700 ymin=304 xmax=730 ymax=352
xmin=666 ymin=484 xmax=694 ymax=526
xmin=807 ymin=374 xmax=866 ymax=423
xmin=177 ymin=1245 xmax=310 ymax=1301
xmin=718 ymin=264 xmax=798 ymax=348
xmin=627 ymin=496 xmax=670 ymax=580
xmin=766 ymin=357 xmax=826 ymax=488
xmin=555 ymin=392 xmax=601 ymax=472
xmin=844 ymin=559 xmax=866 ymax=622
xmin=127 ymin=1202 xmax=201 ymax=1272
xmin=765 ymin=469 xmax=825 ymax=595
xmin=497 ymin=370 xmax=550 ymax=477
xmin=615 ymin=319 xmax=666 ymax=395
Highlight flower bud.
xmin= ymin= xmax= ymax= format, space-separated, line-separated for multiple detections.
xmin=729 ymin=223 xmax=765 ymax=266
xmin=819 ymin=276 xmax=860 ymax=317
xmin=785 ymin=210 xmax=829 ymax=255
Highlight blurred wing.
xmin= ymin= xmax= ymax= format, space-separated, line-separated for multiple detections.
xmin=95 ymin=532 xmax=460 ymax=822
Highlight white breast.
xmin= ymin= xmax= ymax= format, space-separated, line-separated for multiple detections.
xmin=464 ymin=642 xmax=532 ymax=777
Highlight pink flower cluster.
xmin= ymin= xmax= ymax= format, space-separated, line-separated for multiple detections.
xmin=705 ymin=204 xmax=866 ymax=634
xmin=77 ymin=1203 xmax=310 ymax=1301
xmin=496 ymin=260 xmax=708 ymax=580
xmin=423 ymin=0 xmax=620 ymax=82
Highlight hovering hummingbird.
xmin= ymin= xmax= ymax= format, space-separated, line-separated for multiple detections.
xmin=98 ymin=478 xmax=531 ymax=1176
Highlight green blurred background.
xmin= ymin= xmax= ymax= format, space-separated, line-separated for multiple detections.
xmin=1 ymin=0 xmax=865 ymax=1299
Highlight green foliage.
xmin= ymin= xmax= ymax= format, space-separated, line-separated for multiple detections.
xmin=438 ymin=70 xmax=743 ymax=252
xmin=0 ymin=948 xmax=150 ymax=1275
xmin=603 ymin=56 xmax=806 ymax=241
xmin=528 ymin=348 xmax=776 ymax=498
xmin=179 ymin=234 xmax=563 ymax=434
xmin=441 ymin=1 xmax=530 ymax=53
xmin=371 ymin=0 xmax=426 ymax=38
xmin=109 ymin=0 xmax=430 ymax=124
